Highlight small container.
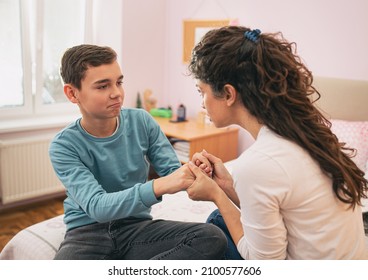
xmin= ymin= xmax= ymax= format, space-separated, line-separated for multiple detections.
xmin=177 ymin=104 xmax=186 ymax=122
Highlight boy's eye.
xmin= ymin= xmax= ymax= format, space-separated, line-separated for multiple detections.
xmin=97 ymin=84 xmax=108 ymax=89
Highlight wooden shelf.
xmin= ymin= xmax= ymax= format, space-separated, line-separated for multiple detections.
xmin=153 ymin=117 xmax=238 ymax=163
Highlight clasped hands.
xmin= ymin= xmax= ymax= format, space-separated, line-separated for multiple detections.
xmin=176 ymin=150 xmax=234 ymax=203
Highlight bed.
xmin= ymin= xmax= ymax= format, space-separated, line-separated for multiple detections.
xmin=312 ymin=77 xmax=368 ymax=212
xmin=0 ymin=190 xmax=218 ymax=260
xmin=1 ymin=76 xmax=367 ymax=260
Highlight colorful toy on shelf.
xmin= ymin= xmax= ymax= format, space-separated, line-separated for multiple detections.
xmin=143 ymin=89 xmax=157 ymax=112
xmin=150 ymin=108 xmax=172 ymax=118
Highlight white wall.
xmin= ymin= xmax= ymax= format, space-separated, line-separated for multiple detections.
xmin=92 ymin=0 xmax=123 ymax=56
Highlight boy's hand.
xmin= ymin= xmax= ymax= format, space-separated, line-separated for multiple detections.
xmin=152 ymin=163 xmax=195 ymax=197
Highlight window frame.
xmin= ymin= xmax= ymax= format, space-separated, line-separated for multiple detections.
xmin=0 ymin=0 xmax=91 ymax=120
xmin=0 ymin=0 xmax=32 ymax=119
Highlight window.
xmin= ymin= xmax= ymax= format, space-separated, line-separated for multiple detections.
xmin=0 ymin=0 xmax=91 ymax=119
xmin=0 ymin=0 xmax=27 ymax=110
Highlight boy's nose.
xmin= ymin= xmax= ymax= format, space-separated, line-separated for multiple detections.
xmin=110 ymin=86 xmax=124 ymax=98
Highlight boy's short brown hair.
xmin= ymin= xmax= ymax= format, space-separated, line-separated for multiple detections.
xmin=60 ymin=44 xmax=117 ymax=89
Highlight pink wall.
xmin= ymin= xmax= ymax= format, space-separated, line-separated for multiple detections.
xmin=121 ymin=0 xmax=167 ymax=110
xmin=163 ymin=0 xmax=368 ymax=112
xmin=120 ymin=0 xmax=368 ymax=154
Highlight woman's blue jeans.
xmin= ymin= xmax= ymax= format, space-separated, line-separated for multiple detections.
xmin=54 ymin=217 xmax=227 ymax=260
xmin=206 ymin=209 xmax=243 ymax=260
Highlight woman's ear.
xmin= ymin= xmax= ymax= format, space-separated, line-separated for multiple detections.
xmin=223 ymin=84 xmax=237 ymax=106
xmin=64 ymin=84 xmax=79 ymax=103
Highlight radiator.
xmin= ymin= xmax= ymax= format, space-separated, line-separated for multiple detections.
xmin=0 ymin=134 xmax=65 ymax=205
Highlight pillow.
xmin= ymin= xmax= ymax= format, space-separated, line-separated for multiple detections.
xmin=330 ymin=119 xmax=368 ymax=172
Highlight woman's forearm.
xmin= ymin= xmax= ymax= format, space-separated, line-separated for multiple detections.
xmin=214 ymin=191 xmax=244 ymax=245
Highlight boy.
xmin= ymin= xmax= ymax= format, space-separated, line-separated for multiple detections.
xmin=49 ymin=44 xmax=226 ymax=259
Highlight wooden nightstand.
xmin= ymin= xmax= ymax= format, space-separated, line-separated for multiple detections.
xmin=153 ymin=117 xmax=239 ymax=163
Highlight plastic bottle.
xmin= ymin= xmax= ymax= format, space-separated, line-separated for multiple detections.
xmin=177 ymin=104 xmax=186 ymax=122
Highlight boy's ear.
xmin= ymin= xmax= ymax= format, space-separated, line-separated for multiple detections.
xmin=64 ymin=84 xmax=79 ymax=103
xmin=223 ymin=84 xmax=237 ymax=106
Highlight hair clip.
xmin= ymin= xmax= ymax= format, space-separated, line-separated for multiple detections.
xmin=244 ymin=29 xmax=261 ymax=43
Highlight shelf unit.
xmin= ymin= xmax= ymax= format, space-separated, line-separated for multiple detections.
xmin=153 ymin=117 xmax=239 ymax=163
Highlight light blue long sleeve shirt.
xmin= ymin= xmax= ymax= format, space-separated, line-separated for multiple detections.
xmin=49 ymin=108 xmax=181 ymax=231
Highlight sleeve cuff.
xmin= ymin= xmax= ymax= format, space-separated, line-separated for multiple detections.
xmin=139 ymin=180 xmax=161 ymax=207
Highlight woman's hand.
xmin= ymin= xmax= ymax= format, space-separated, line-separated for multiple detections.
xmin=192 ymin=150 xmax=233 ymax=190
xmin=188 ymin=162 xmax=244 ymax=246
xmin=192 ymin=150 xmax=240 ymax=207
xmin=187 ymin=162 xmax=223 ymax=203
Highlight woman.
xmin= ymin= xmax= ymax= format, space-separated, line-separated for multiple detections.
xmin=186 ymin=26 xmax=368 ymax=259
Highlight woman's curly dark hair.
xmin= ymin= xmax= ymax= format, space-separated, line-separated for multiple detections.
xmin=189 ymin=25 xmax=367 ymax=208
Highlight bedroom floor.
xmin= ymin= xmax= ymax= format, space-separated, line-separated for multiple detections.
xmin=0 ymin=197 xmax=64 ymax=252
xmin=0 ymin=198 xmax=368 ymax=253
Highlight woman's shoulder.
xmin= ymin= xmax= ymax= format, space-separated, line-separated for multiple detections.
xmin=254 ymin=126 xmax=306 ymax=155
xmin=239 ymin=126 xmax=310 ymax=173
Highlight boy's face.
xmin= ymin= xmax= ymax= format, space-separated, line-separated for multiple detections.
xmin=68 ymin=61 xmax=124 ymax=120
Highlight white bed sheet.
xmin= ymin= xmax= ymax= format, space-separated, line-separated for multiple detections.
xmin=0 ymin=191 xmax=216 ymax=260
